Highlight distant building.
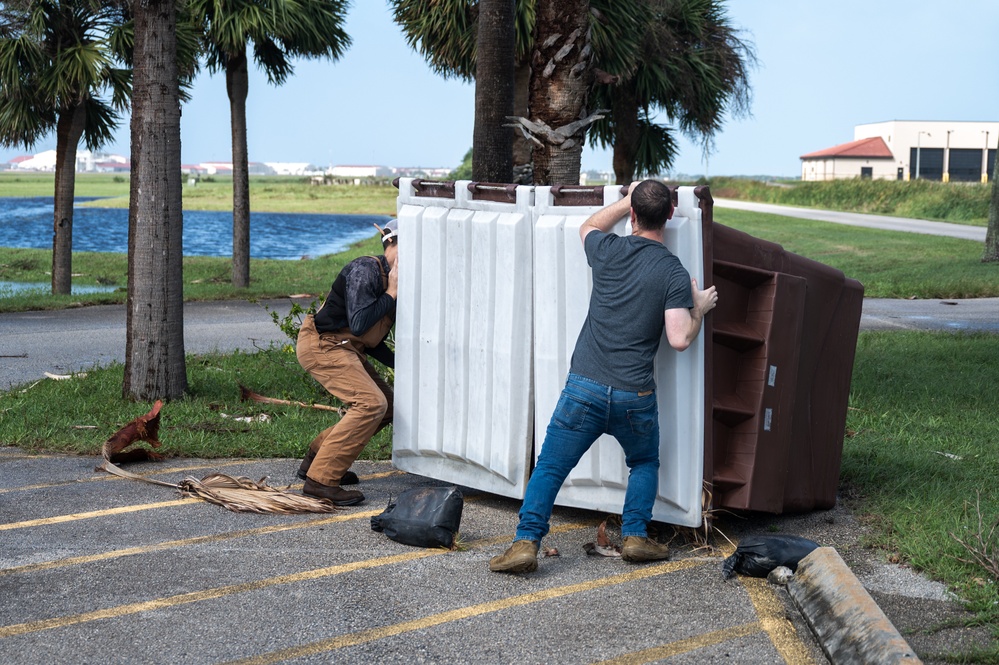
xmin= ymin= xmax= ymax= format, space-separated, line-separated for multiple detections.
xmin=801 ymin=120 xmax=999 ymax=182
xmin=328 ymin=165 xmax=394 ymax=178
xmin=264 ymin=162 xmax=321 ymax=176
xmin=393 ymin=166 xmax=452 ymax=179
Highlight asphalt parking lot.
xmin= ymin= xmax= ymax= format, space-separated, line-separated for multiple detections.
xmin=1 ymin=451 xmax=833 ymax=664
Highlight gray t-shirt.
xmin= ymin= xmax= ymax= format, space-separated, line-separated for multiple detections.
xmin=570 ymin=230 xmax=694 ymax=392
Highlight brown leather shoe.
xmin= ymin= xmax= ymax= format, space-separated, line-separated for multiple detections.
xmin=302 ymin=478 xmax=365 ymax=506
xmin=297 ymin=452 xmax=358 ymax=485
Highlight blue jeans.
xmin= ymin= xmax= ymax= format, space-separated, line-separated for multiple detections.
xmin=515 ymin=373 xmax=661 ymax=542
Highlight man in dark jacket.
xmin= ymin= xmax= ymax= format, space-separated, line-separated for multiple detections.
xmin=295 ymin=220 xmax=399 ymax=505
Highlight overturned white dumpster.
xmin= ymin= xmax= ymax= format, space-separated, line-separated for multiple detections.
xmin=393 ymin=179 xmax=707 ymax=527
xmin=393 ymin=180 xmax=536 ymax=499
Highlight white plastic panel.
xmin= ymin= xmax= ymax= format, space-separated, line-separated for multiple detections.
xmin=532 ymin=186 xmax=706 ymax=527
xmin=392 ymin=179 xmax=536 ymax=499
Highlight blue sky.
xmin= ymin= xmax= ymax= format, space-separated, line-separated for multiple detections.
xmin=3 ymin=0 xmax=998 ymax=177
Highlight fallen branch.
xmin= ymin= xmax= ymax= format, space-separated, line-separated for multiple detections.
xmin=239 ymin=384 xmax=343 ymax=414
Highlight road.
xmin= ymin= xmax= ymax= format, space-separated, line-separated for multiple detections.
xmin=714 ymin=198 xmax=988 ymax=242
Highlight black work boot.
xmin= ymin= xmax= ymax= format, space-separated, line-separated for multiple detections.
xmin=297 ymin=451 xmax=358 ymax=485
xmin=302 ymin=478 xmax=365 ymax=506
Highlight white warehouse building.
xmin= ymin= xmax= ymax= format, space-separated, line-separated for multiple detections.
xmin=800 ymin=120 xmax=999 ymax=182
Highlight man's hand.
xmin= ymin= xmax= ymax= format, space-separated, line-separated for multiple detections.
xmin=691 ymin=278 xmax=718 ymax=317
xmin=665 ymin=278 xmax=718 ymax=352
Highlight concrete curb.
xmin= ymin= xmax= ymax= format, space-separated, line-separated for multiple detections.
xmin=787 ymin=547 xmax=922 ymax=664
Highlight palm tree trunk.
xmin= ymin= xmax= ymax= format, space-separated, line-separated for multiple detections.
xmin=124 ymin=0 xmax=188 ymax=400
xmin=529 ymin=0 xmax=595 ymax=185
xmin=227 ymin=52 xmax=251 ymax=288
xmin=512 ymin=62 xmax=532 ymax=182
xmin=610 ymin=83 xmax=640 ymax=185
xmin=51 ymin=104 xmax=86 ymax=295
xmin=472 ymin=0 xmax=515 ymax=183
xmin=984 ymin=137 xmax=999 ymax=262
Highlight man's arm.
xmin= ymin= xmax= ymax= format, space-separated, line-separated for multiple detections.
xmin=665 ymin=278 xmax=718 ymax=351
xmin=579 ymin=182 xmax=638 ymax=243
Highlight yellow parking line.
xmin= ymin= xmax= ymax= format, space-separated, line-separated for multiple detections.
xmin=742 ymin=576 xmax=817 ymax=665
xmin=0 ymin=498 xmax=202 ymax=531
xmin=0 ymin=521 xmax=597 ymax=639
xmin=225 ymin=558 xmax=705 ymax=665
xmin=0 ymin=472 xmax=438 ymax=574
xmin=0 ymin=470 xmax=403 ymax=531
xmin=0 ymin=509 xmax=383 ymax=577
xmin=0 ymin=459 xmax=270 ymax=495
xmin=592 ymin=622 xmax=762 ymax=664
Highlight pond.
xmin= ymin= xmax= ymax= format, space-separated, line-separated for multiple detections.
xmin=0 ymin=197 xmax=390 ymax=260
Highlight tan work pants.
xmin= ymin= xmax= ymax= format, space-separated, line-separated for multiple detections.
xmin=296 ymin=314 xmax=393 ymax=485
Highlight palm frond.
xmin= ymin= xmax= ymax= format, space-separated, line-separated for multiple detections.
xmin=178 ymin=473 xmax=340 ymax=514
xmin=97 ymin=400 xmax=341 ymax=514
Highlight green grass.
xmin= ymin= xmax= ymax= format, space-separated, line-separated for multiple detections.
xmin=844 ymin=332 xmax=999 ymax=652
xmin=707 ymin=176 xmax=991 ymax=226
xmin=715 ymin=209 xmax=998 ymax=298
xmin=0 ymin=345 xmax=393 ymax=462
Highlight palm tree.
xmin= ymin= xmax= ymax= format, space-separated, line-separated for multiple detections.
xmin=389 ymin=0 xmax=536 ymax=181
xmin=589 ymin=0 xmax=755 ymax=183
xmin=472 ymin=0 xmax=515 ymax=182
xmin=124 ymin=0 xmax=187 ymax=400
xmin=391 ymin=0 xmax=752 ymax=185
xmin=187 ymin=0 xmax=351 ymax=289
xmin=984 ymin=136 xmax=999 ymax=262
xmin=0 ymin=0 xmax=131 ymax=295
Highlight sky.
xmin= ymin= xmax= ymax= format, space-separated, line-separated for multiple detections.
xmin=3 ymin=0 xmax=998 ymax=178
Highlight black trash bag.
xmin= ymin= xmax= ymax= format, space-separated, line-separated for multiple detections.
xmin=721 ymin=535 xmax=819 ymax=579
xmin=370 ymin=486 xmax=464 ymax=549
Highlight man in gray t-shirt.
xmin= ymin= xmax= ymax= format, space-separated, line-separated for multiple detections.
xmin=491 ymin=180 xmax=718 ymax=574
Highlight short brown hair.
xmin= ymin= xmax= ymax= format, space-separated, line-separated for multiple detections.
xmin=630 ymin=180 xmax=673 ymax=232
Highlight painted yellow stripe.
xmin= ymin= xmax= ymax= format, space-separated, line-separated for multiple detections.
xmin=592 ymin=621 xmax=762 ymax=664
xmin=0 ymin=509 xmax=383 ymax=577
xmin=0 ymin=462 xmax=402 ymax=495
xmin=0 ymin=470 xmax=403 ymax=531
xmin=0 ymin=472 xmax=442 ymax=575
xmin=742 ymin=576 xmax=817 ymax=665
xmin=0 ymin=459 xmax=266 ymax=495
xmin=0 ymin=498 xmax=202 ymax=531
xmin=225 ymin=558 xmax=705 ymax=665
xmin=0 ymin=521 xmax=596 ymax=639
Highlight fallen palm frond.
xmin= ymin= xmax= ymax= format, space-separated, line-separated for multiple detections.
xmin=96 ymin=401 xmax=339 ymax=514
xmin=177 ymin=473 xmax=339 ymax=514
xmin=239 ymin=384 xmax=343 ymax=414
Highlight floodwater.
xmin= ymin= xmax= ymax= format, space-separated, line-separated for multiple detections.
xmin=0 ymin=197 xmax=389 ymax=260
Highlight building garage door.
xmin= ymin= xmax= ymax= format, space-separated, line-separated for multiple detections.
xmin=910 ymin=147 xmax=943 ymax=180
xmin=948 ymin=149 xmax=982 ymax=182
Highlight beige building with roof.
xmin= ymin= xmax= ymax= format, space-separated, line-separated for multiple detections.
xmin=801 ymin=120 xmax=999 ymax=182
